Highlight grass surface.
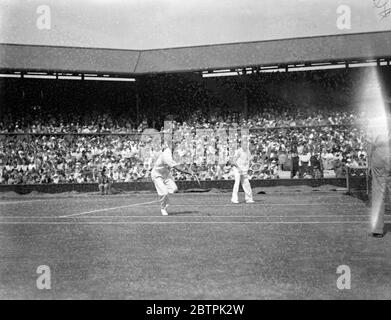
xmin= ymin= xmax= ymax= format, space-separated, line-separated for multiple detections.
xmin=0 ymin=190 xmax=390 ymax=299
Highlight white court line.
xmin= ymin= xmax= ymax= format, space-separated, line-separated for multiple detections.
xmin=67 ymin=214 xmax=369 ymax=219
xmin=0 ymin=198 xmax=123 ymax=205
xmin=0 ymin=221 xmax=372 ymax=225
xmin=0 ymin=199 xmax=64 ymax=205
xmin=0 ymin=200 xmax=363 ymax=206
xmin=0 ymin=195 xmax=161 ymax=205
xmin=0 ymin=214 xmax=369 ymax=219
xmin=0 ymin=192 xmax=360 ymax=205
xmin=0 ymin=202 xmax=366 ymax=219
xmin=0 ymin=197 xmax=154 ymax=205
xmin=58 ymin=200 xmax=160 ymax=218
xmin=0 ymin=193 xmax=350 ymax=203
xmin=168 ymin=203 xmax=364 ymax=207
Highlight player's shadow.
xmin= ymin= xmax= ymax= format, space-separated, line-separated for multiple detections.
xmin=169 ymin=211 xmax=200 ymax=216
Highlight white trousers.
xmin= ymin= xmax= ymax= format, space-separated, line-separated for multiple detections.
xmin=231 ymin=167 xmax=253 ymax=202
xmin=152 ymin=176 xmax=178 ymax=209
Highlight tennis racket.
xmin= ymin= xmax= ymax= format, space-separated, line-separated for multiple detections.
xmin=193 ymin=173 xmax=201 ymax=187
xmin=189 ymin=168 xmax=201 ymax=187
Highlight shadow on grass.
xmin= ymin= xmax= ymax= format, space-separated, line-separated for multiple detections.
xmin=169 ymin=211 xmax=200 ymax=216
xmin=345 ymin=190 xmax=369 ymax=203
xmin=384 ymin=223 xmax=391 ymax=235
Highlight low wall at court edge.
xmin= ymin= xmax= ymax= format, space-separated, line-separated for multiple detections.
xmin=0 ymin=177 xmax=367 ymax=195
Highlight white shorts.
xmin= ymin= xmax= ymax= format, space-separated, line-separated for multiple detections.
xmin=152 ymin=176 xmax=178 ymax=196
xmin=232 ymin=166 xmax=249 ymax=179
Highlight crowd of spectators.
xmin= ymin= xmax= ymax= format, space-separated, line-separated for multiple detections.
xmin=0 ymin=115 xmax=368 ymax=184
xmin=0 ymin=67 xmax=379 ymax=185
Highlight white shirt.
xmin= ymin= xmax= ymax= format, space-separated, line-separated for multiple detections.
xmin=299 ymin=153 xmax=311 ymax=163
xmin=234 ymin=148 xmax=250 ymax=173
xmin=151 ymin=148 xmax=178 ymax=179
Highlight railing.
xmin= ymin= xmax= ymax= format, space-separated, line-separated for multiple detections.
xmin=0 ymin=177 xmax=360 ymax=194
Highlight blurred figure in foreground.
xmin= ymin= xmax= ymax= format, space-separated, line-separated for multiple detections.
xmin=366 ymin=117 xmax=391 ymax=237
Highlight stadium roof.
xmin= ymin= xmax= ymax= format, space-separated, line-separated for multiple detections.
xmin=1 ymin=31 xmax=391 ymax=75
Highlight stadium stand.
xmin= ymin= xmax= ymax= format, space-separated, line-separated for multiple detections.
xmin=1 ymin=66 xmax=388 ymax=185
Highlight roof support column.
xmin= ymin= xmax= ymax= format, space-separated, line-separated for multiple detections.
xmin=135 ymin=80 xmax=140 ymax=127
xmin=243 ymin=82 xmax=248 ymax=118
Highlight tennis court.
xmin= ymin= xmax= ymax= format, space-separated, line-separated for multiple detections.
xmin=0 ymin=188 xmax=390 ymax=299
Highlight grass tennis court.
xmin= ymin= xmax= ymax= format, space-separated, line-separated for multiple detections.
xmin=0 ymin=187 xmax=390 ymax=299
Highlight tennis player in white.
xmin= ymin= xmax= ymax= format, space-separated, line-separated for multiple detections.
xmin=231 ymin=138 xmax=254 ymax=204
xmin=151 ymin=144 xmax=195 ymax=215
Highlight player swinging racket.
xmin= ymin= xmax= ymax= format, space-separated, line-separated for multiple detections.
xmin=230 ymin=137 xmax=254 ymax=204
xmin=151 ymin=143 xmax=196 ymax=216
